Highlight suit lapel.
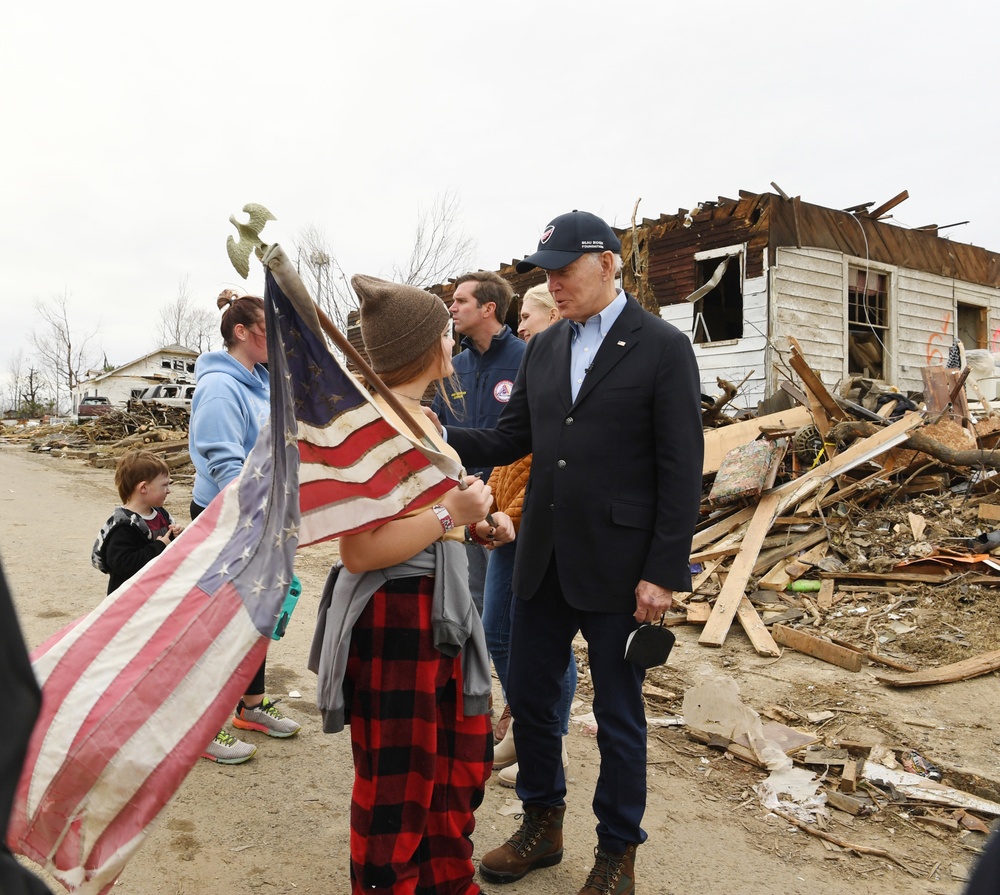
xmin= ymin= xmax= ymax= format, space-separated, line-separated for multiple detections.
xmin=549 ymin=322 xmax=574 ymax=410
xmin=571 ymin=296 xmax=643 ymax=408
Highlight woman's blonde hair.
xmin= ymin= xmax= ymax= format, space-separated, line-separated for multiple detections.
xmin=522 ymin=283 xmax=557 ymax=314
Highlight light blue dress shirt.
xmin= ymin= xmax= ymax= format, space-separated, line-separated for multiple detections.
xmin=567 ymin=290 xmax=627 ymax=402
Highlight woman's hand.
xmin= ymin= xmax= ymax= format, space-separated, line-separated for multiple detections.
xmin=472 ymin=512 xmax=515 ymax=548
xmin=439 ymin=476 xmax=493 ymax=528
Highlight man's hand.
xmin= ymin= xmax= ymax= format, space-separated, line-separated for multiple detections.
xmin=634 ymin=579 xmax=673 ymax=624
xmin=421 ymin=406 xmax=443 ymax=436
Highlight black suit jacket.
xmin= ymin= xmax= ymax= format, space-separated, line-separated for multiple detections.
xmin=448 ymin=295 xmax=704 ymax=614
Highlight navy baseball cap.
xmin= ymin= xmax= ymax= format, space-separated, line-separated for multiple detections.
xmin=515 ymin=210 xmax=622 ymax=273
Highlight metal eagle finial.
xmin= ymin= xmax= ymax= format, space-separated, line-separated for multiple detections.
xmin=227 ymin=203 xmax=276 ymax=278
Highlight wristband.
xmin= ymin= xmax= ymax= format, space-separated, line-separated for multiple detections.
xmin=467 ymin=523 xmax=492 ymax=546
xmin=431 ymin=504 xmax=454 ymax=534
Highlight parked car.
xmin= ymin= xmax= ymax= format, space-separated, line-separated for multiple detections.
xmin=77 ymin=396 xmax=113 ymax=424
xmin=136 ymin=384 xmax=195 ymax=409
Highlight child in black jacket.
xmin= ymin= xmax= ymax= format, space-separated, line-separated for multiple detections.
xmin=92 ymin=450 xmax=183 ymax=594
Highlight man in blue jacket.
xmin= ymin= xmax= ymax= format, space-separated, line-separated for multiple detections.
xmin=432 ymin=270 xmax=525 ymax=613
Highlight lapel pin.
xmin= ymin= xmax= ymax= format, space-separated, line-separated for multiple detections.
xmin=617 ymin=341 xmax=626 ymax=346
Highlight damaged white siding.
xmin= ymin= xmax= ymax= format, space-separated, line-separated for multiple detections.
xmin=659 ymin=248 xmax=768 ymax=414
xmin=661 ymin=244 xmax=1000 ymax=405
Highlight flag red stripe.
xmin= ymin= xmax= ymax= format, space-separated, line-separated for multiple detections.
xmin=299 ymin=447 xmax=442 ymax=513
xmin=297 ymin=415 xmax=385 ymax=467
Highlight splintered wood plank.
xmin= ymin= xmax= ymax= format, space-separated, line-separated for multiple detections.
xmin=841 ymin=760 xmax=859 ymax=793
xmin=787 ymin=336 xmax=847 ymax=433
xmin=689 ymin=544 xmax=741 ymax=563
xmin=874 ymin=649 xmax=1000 ymax=687
xmin=758 ymin=557 xmax=794 ymax=592
xmin=772 ymin=625 xmax=864 ymax=672
xmin=699 ymin=490 xmax=783 ymax=648
xmin=736 ymin=596 xmax=780 ymax=656
xmin=691 ymin=506 xmax=756 ymax=551
xmin=816 ymin=579 xmax=835 ymax=610
xmin=751 ymin=528 xmax=827 ymax=576
xmin=978 ymin=504 xmax=1000 ymax=523
xmin=686 ymin=603 xmax=712 ymax=624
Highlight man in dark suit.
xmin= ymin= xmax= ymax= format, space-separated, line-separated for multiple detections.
xmin=446 ymin=210 xmax=703 ymax=894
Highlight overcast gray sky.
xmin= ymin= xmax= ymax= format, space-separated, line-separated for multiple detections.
xmin=2 ymin=0 xmax=997 ymax=382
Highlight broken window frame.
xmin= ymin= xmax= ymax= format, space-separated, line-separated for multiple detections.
xmin=689 ymin=246 xmax=745 ymax=346
xmin=846 ymin=263 xmax=892 ymax=381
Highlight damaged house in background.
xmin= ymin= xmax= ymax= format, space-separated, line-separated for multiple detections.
xmin=436 ymin=189 xmax=1000 ymax=414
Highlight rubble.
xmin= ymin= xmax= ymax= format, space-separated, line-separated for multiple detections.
xmin=0 ymin=402 xmax=192 ymax=479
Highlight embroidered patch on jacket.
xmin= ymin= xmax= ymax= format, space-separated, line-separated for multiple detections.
xmin=493 ymin=380 xmax=514 ymax=403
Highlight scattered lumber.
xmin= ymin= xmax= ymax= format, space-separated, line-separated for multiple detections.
xmin=699 ymin=412 xmax=924 ymax=650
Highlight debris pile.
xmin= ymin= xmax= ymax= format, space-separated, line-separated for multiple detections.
xmin=1 ymin=403 xmax=192 ymax=477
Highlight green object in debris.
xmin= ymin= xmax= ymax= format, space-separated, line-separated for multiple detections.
xmin=787 ymin=579 xmax=822 ymax=592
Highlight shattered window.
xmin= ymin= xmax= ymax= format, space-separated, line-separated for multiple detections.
xmin=847 ymin=267 xmax=888 ymax=379
xmin=693 ymin=255 xmax=743 ymax=344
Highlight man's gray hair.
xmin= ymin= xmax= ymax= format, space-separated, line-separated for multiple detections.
xmin=585 ymin=251 xmax=623 ymax=275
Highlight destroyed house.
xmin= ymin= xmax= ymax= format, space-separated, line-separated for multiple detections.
xmin=437 ymin=191 xmax=1000 ymax=411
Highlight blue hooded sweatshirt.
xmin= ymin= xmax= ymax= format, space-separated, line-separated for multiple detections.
xmin=189 ymin=350 xmax=270 ymax=508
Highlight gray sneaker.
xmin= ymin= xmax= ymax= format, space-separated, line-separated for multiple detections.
xmin=232 ymin=697 xmax=301 ymax=738
xmin=202 ymin=729 xmax=257 ymax=764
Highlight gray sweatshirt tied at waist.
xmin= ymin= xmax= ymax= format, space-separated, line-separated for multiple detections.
xmin=308 ymin=539 xmax=491 ymax=733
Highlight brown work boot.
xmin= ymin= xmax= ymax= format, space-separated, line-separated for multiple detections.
xmin=478 ymin=804 xmax=565 ymax=884
xmin=577 ymin=843 xmax=637 ymax=895
xmin=493 ymin=702 xmax=512 ymax=743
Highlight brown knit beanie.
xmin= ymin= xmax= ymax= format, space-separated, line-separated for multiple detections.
xmin=353 ymin=274 xmax=450 ymax=374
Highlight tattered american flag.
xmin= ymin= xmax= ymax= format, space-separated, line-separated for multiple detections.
xmin=7 ymin=245 xmax=461 ymax=894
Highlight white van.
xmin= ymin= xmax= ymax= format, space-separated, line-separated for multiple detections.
xmin=137 ymin=384 xmax=196 ymax=408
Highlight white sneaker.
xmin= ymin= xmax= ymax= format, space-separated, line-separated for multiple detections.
xmin=201 ymin=729 xmax=257 ymax=764
xmin=232 ymin=697 xmax=301 ymax=738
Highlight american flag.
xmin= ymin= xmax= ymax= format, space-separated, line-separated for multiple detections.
xmin=7 ymin=246 xmax=461 ymax=894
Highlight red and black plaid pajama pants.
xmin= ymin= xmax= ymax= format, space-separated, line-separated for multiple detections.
xmin=345 ymin=574 xmax=492 ymax=895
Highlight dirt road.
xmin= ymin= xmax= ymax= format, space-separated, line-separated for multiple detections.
xmin=1 ymin=444 xmax=996 ymax=894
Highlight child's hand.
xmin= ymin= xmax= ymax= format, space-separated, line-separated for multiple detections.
xmin=169 ymin=524 xmax=184 ymax=538
xmin=157 ymin=533 xmax=172 ymax=545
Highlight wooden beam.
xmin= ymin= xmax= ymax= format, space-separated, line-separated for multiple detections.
xmin=691 ymin=507 xmax=755 ymax=551
xmin=866 ymin=189 xmax=909 ymax=220
xmin=736 ymin=596 xmax=780 ymax=657
xmin=787 ymin=337 xmax=847 ymax=430
xmin=874 ymin=648 xmax=1000 ymax=687
xmin=772 ymin=625 xmax=864 ymax=672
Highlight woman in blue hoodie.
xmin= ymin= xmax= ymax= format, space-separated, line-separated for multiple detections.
xmin=188 ymin=291 xmax=301 ymax=764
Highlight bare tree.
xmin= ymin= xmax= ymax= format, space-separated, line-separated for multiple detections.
xmin=157 ymin=275 xmax=217 ymax=353
xmin=292 ymin=191 xmax=477 ymax=345
xmin=392 ymin=190 xmax=477 ymax=287
xmin=3 ymin=349 xmax=25 ymax=414
xmin=19 ymin=367 xmax=52 ymax=418
xmin=31 ymin=291 xmax=99 ymax=414
xmin=294 ymin=225 xmax=355 ymax=333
